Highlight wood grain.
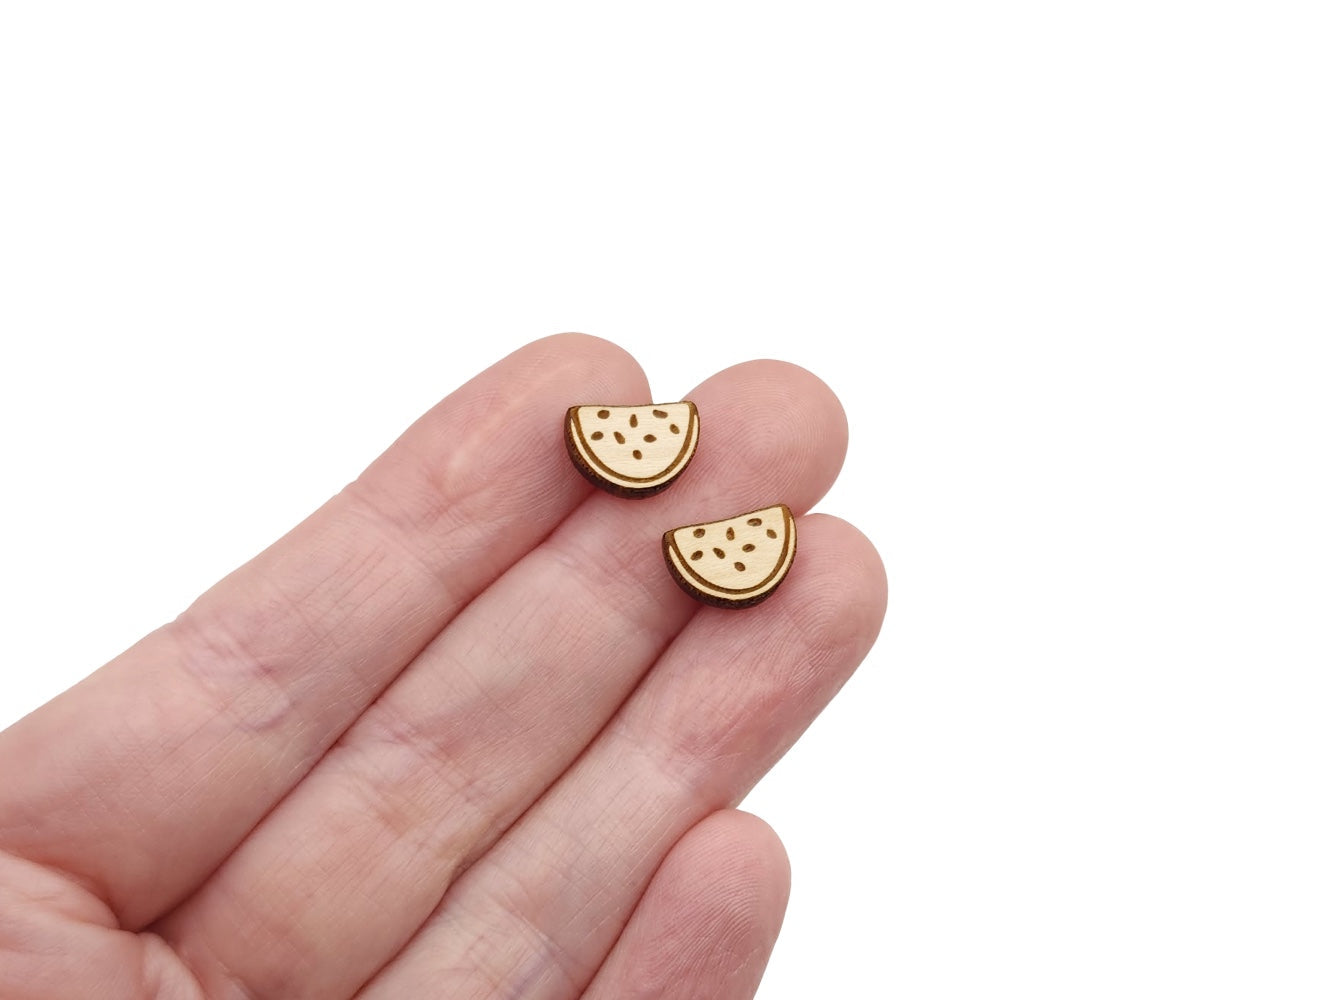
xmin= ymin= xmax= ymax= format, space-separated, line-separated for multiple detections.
xmin=662 ymin=504 xmax=797 ymax=608
xmin=565 ymin=401 xmax=700 ymax=497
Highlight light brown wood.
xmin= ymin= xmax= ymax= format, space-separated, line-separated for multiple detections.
xmin=662 ymin=504 xmax=797 ymax=608
xmin=565 ymin=402 xmax=700 ymax=497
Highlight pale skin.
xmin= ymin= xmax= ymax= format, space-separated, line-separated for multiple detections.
xmin=0 ymin=334 xmax=887 ymax=999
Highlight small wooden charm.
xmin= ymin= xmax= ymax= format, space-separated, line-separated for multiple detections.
xmin=565 ymin=401 xmax=700 ymax=498
xmin=662 ymin=504 xmax=797 ymax=608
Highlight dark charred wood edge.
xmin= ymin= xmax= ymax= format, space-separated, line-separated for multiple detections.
xmin=563 ymin=406 xmax=679 ymax=499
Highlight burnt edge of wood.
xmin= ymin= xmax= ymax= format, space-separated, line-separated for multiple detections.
xmin=563 ymin=404 xmax=694 ymax=499
xmin=660 ymin=513 xmax=797 ymax=609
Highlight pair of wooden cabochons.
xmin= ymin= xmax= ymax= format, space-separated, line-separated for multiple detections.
xmin=564 ymin=402 xmax=795 ymax=609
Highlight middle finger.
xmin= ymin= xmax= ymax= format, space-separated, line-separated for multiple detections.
xmin=156 ymin=359 xmax=848 ymax=1000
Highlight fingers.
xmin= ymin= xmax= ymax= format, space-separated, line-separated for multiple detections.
xmin=360 ymin=515 xmax=886 ymax=998
xmin=156 ymin=361 xmax=849 ymax=1000
xmin=580 ymin=810 xmax=790 ymax=1000
xmin=0 ymin=851 xmax=201 ymax=1000
xmin=0 ymin=333 xmax=648 ymax=928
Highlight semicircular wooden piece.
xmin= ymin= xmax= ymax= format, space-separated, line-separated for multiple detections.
xmin=662 ymin=503 xmax=796 ymax=608
xmin=565 ymin=401 xmax=700 ymax=497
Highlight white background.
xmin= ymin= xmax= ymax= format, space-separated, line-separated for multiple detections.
xmin=2 ymin=3 xmax=1331 ymax=997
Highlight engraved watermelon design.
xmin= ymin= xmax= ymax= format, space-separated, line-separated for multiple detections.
xmin=663 ymin=504 xmax=796 ymax=608
xmin=565 ymin=401 xmax=700 ymax=497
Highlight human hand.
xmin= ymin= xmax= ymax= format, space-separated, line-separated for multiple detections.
xmin=0 ymin=334 xmax=886 ymax=999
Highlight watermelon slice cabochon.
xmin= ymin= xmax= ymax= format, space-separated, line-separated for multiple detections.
xmin=663 ymin=504 xmax=796 ymax=608
xmin=565 ymin=402 xmax=700 ymax=497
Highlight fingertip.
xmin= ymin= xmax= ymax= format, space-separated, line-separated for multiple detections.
xmin=798 ymin=512 xmax=890 ymax=634
xmin=519 ymin=332 xmax=652 ymax=402
xmin=682 ymin=809 xmax=792 ymax=898
xmin=706 ymin=809 xmax=793 ymax=919
xmin=647 ymin=808 xmax=793 ymax=976
xmin=683 ymin=359 xmax=851 ymax=516
xmin=582 ymin=808 xmax=793 ymax=1000
xmin=708 ymin=357 xmax=850 ymax=467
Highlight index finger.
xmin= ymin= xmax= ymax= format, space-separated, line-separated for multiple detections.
xmin=0 ymin=333 xmax=648 ymax=928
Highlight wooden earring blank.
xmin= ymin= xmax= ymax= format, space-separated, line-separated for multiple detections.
xmin=662 ymin=504 xmax=796 ymax=608
xmin=565 ymin=401 xmax=700 ymax=498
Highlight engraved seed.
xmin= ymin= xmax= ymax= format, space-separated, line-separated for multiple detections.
xmin=734 ymin=562 xmax=746 ymax=572
xmin=590 ymin=431 xmax=603 ymax=440
xmin=653 ymin=409 xmax=668 ymax=418
xmin=669 ymin=423 xmax=680 ymax=434
xmin=597 ymin=409 xmax=610 ymax=419
xmin=766 ymin=528 xmax=777 ymax=538
xmin=643 ymin=434 xmax=656 ymax=443
xmin=691 ymin=550 xmax=703 ymax=560
xmin=613 ymin=431 xmax=625 ymax=444
xmin=632 ymin=449 xmax=642 ymax=459
xmin=629 ymin=413 xmax=638 ymax=428
xmin=693 ymin=527 xmax=706 ymax=538
xmin=742 ymin=543 xmax=755 ymax=552
xmin=747 ymin=517 xmax=763 ymax=526
xmin=725 ymin=527 xmax=735 ymax=541
xmin=713 ymin=548 xmax=726 ymax=559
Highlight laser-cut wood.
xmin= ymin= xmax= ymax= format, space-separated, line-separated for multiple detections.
xmin=565 ymin=401 xmax=700 ymax=498
xmin=662 ymin=504 xmax=797 ymax=608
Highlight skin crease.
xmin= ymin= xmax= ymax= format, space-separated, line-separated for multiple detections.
xmin=0 ymin=334 xmax=887 ymax=1000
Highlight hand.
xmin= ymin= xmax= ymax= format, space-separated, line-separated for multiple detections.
xmin=0 ymin=334 xmax=886 ymax=1000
